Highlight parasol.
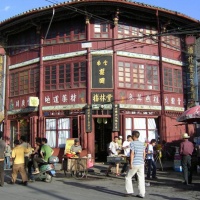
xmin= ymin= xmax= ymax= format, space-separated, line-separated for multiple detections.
xmin=177 ymin=105 xmax=200 ymax=123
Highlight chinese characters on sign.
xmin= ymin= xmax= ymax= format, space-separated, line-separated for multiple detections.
xmin=119 ymin=90 xmax=183 ymax=107
xmin=92 ymin=92 xmax=113 ymax=104
xmin=0 ymin=56 xmax=4 ymax=112
xmin=43 ymin=90 xmax=86 ymax=106
xmin=112 ymin=104 xmax=120 ymax=131
xmin=85 ymin=104 xmax=92 ymax=132
xmin=187 ymin=45 xmax=195 ymax=101
xmin=92 ymin=55 xmax=113 ymax=88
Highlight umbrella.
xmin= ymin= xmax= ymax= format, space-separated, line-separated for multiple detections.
xmin=177 ymin=105 xmax=200 ymax=123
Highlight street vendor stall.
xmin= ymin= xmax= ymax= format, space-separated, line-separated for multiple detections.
xmin=62 ymin=138 xmax=94 ymax=179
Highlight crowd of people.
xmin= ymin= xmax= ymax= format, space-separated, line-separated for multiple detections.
xmin=0 ymin=136 xmax=54 ymax=187
xmin=106 ymin=131 xmax=196 ymax=198
xmin=0 ymin=131 xmax=196 ymax=197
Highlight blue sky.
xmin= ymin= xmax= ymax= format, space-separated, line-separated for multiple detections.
xmin=0 ymin=0 xmax=200 ymax=22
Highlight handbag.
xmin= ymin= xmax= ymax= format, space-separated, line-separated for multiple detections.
xmin=87 ymin=159 xmax=94 ymax=168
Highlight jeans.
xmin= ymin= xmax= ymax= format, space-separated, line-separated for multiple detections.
xmin=147 ymin=159 xmax=156 ymax=178
xmin=125 ymin=164 xmax=145 ymax=197
xmin=181 ymin=155 xmax=192 ymax=184
xmin=121 ymin=163 xmax=128 ymax=173
xmin=33 ymin=157 xmax=44 ymax=169
xmin=28 ymin=160 xmax=34 ymax=180
xmin=0 ymin=161 xmax=4 ymax=186
xmin=4 ymin=156 xmax=10 ymax=169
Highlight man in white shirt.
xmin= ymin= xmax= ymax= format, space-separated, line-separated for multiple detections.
xmin=146 ymin=139 xmax=157 ymax=179
xmin=106 ymin=136 xmax=120 ymax=176
xmin=108 ymin=137 xmax=119 ymax=156
xmin=121 ymin=135 xmax=133 ymax=174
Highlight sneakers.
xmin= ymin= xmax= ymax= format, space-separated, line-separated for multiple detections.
xmin=136 ymin=194 xmax=145 ymax=198
xmin=32 ymin=168 xmax=40 ymax=174
xmin=124 ymin=193 xmax=133 ymax=197
xmin=32 ymin=171 xmax=40 ymax=174
xmin=7 ymin=181 xmax=15 ymax=185
xmin=28 ymin=179 xmax=35 ymax=182
xmin=23 ymin=181 xmax=28 ymax=186
xmin=152 ymin=176 xmax=158 ymax=180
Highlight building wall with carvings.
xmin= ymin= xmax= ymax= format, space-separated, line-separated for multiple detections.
xmin=0 ymin=0 xmax=198 ymax=156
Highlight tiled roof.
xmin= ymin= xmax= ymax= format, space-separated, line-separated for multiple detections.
xmin=0 ymin=0 xmax=199 ymax=25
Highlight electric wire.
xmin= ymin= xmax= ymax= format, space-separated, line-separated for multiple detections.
xmin=1 ymin=0 xmax=198 ymax=103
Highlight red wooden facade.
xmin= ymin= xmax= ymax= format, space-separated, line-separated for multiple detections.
xmin=0 ymin=0 xmax=198 ymax=160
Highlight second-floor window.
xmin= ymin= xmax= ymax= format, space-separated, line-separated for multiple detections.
xmin=164 ymin=67 xmax=182 ymax=93
xmin=10 ymin=68 xmax=39 ymax=96
xmin=45 ymin=61 xmax=86 ymax=90
xmin=118 ymin=61 xmax=159 ymax=90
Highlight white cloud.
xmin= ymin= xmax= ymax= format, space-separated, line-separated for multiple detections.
xmin=4 ymin=6 xmax=10 ymax=11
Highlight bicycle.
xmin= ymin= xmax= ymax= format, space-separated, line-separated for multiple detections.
xmin=70 ymin=158 xmax=87 ymax=179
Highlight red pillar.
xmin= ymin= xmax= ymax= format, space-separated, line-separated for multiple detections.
xmin=87 ymin=118 xmax=95 ymax=158
xmin=85 ymin=18 xmax=94 ymax=157
xmin=38 ymin=38 xmax=44 ymax=137
xmin=4 ymin=54 xmax=10 ymax=142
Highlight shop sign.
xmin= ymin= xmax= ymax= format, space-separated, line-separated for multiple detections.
xmin=43 ymin=90 xmax=86 ymax=106
xmin=28 ymin=97 xmax=39 ymax=107
xmin=85 ymin=104 xmax=92 ymax=132
xmin=187 ymin=45 xmax=195 ymax=101
xmin=92 ymin=55 xmax=113 ymax=88
xmin=0 ymin=56 xmax=4 ymax=112
xmin=92 ymin=92 xmax=113 ymax=104
xmin=112 ymin=104 xmax=120 ymax=131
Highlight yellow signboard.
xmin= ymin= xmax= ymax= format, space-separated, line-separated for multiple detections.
xmin=28 ymin=97 xmax=39 ymax=107
xmin=64 ymin=138 xmax=76 ymax=154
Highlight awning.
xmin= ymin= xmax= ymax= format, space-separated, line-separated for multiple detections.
xmin=177 ymin=105 xmax=200 ymax=123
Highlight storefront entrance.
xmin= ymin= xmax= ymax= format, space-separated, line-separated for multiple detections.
xmin=95 ymin=118 xmax=112 ymax=162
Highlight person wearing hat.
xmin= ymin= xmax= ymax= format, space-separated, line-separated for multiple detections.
xmin=179 ymin=133 xmax=194 ymax=185
xmin=70 ymin=139 xmax=82 ymax=156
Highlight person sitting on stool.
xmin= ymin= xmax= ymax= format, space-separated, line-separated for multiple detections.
xmin=70 ymin=139 xmax=82 ymax=156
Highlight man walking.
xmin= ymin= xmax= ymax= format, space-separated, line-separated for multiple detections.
xmin=125 ymin=130 xmax=146 ymax=198
xmin=9 ymin=140 xmax=30 ymax=185
xmin=20 ymin=136 xmax=32 ymax=170
xmin=106 ymin=136 xmax=120 ymax=176
xmin=146 ymin=139 xmax=157 ymax=179
xmin=121 ymin=135 xmax=133 ymax=174
xmin=4 ymin=142 xmax=11 ymax=169
xmin=179 ymin=133 xmax=194 ymax=185
xmin=0 ymin=139 xmax=6 ymax=187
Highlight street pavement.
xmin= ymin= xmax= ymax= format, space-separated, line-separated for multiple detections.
xmin=1 ymin=161 xmax=200 ymax=200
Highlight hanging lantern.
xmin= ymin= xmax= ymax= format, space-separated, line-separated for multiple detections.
xmin=103 ymin=118 xmax=107 ymax=124
xmin=97 ymin=118 xmax=102 ymax=124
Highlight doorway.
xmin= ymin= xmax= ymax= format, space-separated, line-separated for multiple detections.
xmin=95 ymin=118 xmax=112 ymax=162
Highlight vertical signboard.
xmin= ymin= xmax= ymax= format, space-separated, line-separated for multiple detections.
xmin=92 ymin=55 xmax=113 ymax=88
xmin=0 ymin=55 xmax=4 ymax=121
xmin=112 ymin=104 xmax=119 ymax=131
xmin=85 ymin=104 xmax=92 ymax=132
xmin=187 ymin=45 xmax=195 ymax=102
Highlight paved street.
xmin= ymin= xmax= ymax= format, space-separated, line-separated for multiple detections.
xmin=1 ymin=163 xmax=200 ymax=200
